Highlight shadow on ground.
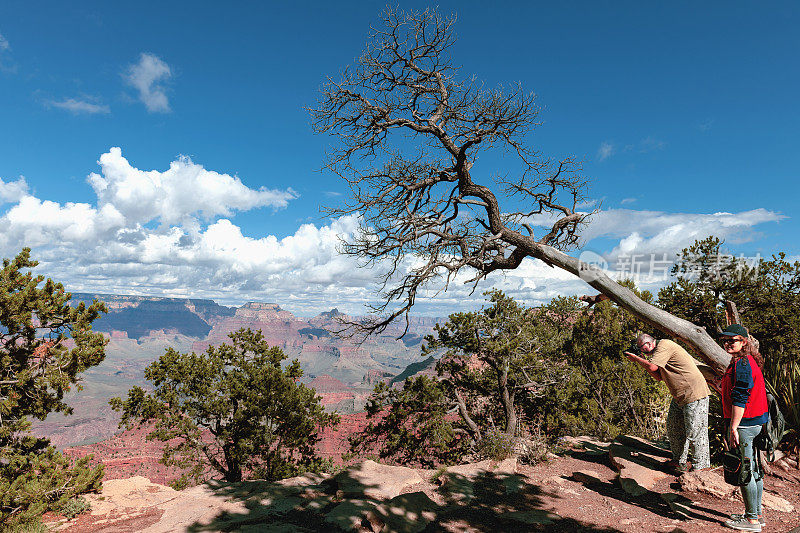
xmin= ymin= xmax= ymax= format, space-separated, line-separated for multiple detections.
xmin=186 ymin=467 xmax=630 ymax=532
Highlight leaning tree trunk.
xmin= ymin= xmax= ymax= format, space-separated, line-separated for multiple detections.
xmin=524 ymin=241 xmax=732 ymax=377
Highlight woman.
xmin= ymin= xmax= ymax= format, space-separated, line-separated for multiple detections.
xmin=720 ymin=324 xmax=768 ymax=532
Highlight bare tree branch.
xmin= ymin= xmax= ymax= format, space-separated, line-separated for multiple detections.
xmin=310 ymin=6 xmax=731 ymax=373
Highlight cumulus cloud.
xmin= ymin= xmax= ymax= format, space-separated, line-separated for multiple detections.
xmin=0 ymin=150 xmax=786 ymax=316
xmin=0 ymin=176 xmax=28 ymax=203
xmin=46 ymin=97 xmax=110 ymax=115
xmin=125 ymin=53 xmax=172 ymax=113
xmin=87 ymin=147 xmax=296 ymax=225
xmin=581 ymin=208 xmax=784 ymax=259
xmin=597 ymin=141 xmax=614 ymax=161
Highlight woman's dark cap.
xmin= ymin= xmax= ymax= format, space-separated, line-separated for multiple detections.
xmin=720 ymin=324 xmax=748 ymax=338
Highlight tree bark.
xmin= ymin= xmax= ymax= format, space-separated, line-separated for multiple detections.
xmin=528 ymin=242 xmax=731 ymax=375
xmin=498 ymin=361 xmax=517 ymax=435
xmin=454 ymin=389 xmax=482 ymax=442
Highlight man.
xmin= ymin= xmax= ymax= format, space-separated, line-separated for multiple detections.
xmin=624 ymin=334 xmax=710 ymax=472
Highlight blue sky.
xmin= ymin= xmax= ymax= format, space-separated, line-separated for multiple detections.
xmin=1 ymin=1 xmax=797 ymax=315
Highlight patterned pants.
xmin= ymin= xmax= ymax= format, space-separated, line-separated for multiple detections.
xmin=666 ymin=396 xmax=710 ymax=469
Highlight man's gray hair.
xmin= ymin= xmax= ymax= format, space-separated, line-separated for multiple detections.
xmin=636 ymin=333 xmax=655 ymax=346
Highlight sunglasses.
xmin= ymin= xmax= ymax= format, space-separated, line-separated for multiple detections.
xmin=721 ymin=338 xmax=744 ymax=345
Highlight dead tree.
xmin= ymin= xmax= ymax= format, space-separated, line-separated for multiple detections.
xmin=311 ymin=7 xmax=730 ymax=374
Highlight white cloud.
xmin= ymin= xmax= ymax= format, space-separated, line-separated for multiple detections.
xmin=620 ymin=197 xmax=636 ymax=205
xmin=0 ymin=176 xmax=28 ymax=203
xmin=638 ymin=136 xmax=666 ymax=153
xmin=581 ymin=208 xmax=784 ymax=259
xmin=124 ymin=53 xmax=172 ymax=113
xmin=0 ymin=150 xmax=787 ymax=317
xmin=576 ymin=198 xmax=602 ymax=210
xmin=697 ymin=119 xmax=714 ymax=132
xmin=0 ymin=31 xmax=13 ymax=71
xmin=597 ymin=141 xmax=614 ymax=161
xmin=46 ymin=97 xmax=110 ymax=115
xmin=87 ymin=147 xmax=297 ymax=225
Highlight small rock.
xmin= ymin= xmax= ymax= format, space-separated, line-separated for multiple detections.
xmin=620 ymin=518 xmax=639 ymax=525
xmin=543 ymin=475 xmax=567 ymax=485
xmin=762 ymin=491 xmax=795 ymax=512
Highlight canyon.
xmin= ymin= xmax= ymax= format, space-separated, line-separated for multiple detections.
xmin=35 ymin=293 xmax=439 ymax=450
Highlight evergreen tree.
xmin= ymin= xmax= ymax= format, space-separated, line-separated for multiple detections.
xmin=537 ymin=282 xmax=670 ymax=441
xmin=350 ymin=376 xmax=465 ymax=467
xmin=352 ymin=291 xmax=583 ymax=464
xmin=111 ymin=328 xmax=339 ymax=487
xmin=659 ymin=236 xmax=800 ymax=448
xmin=1 ymin=249 xmax=107 ymax=529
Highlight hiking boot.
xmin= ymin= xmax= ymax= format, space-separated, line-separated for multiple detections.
xmin=725 ymin=516 xmax=762 ymax=531
xmin=730 ymin=513 xmax=766 ymax=526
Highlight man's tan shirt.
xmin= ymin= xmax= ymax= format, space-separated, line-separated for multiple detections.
xmin=649 ymin=339 xmax=709 ymax=406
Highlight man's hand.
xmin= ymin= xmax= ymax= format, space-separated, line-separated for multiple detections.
xmin=624 ymin=351 xmax=662 ymax=381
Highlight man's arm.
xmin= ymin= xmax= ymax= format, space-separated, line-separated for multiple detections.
xmin=624 ymin=352 xmax=663 ymax=381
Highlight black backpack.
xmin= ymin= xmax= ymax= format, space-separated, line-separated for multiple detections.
xmin=755 ymin=391 xmax=787 ymax=462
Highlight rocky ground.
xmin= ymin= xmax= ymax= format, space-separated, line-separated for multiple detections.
xmin=49 ymin=436 xmax=800 ymax=533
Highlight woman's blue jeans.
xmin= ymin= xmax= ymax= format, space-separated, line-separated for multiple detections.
xmin=737 ymin=424 xmax=764 ymax=519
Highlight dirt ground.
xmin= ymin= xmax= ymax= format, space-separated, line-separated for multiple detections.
xmin=50 ymin=441 xmax=800 ymax=533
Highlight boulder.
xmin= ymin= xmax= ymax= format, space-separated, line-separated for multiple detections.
xmin=378 ymin=491 xmax=437 ymax=533
xmin=558 ymin=435 xmax=609 ymax=455
xmin=678 ymin=470 xmax=738 ymax=500
xmin=324 ymin=499 xmax=384 ymax=532
xmin=762 ymin=491 xmax=795 ymax=512
xmin=439 ymin=458 xmax=517 ymax=502
xmin=327 ymin=460 xmax=424 ymax=500
xmin=444 ymin=457 xmax=517 ymax=478
xmin=609 ymin=436 xmax=670 ymax=494
xmin=618 ymin=476 xmax=649 ymax=497
xmin=571 ymin=469 xmax=603 ymax=484
xmin=276 ymin=472 xmax=330 ymax=487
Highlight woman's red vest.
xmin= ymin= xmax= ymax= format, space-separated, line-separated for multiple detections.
xmin=721 ymin=353 xmax=768 ymax=423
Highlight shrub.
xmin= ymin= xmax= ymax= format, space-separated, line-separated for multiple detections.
xmin=56 ymin=497 xmax=90 ymax=520
xmin=476 ymin=429 xmax=516 ymax=461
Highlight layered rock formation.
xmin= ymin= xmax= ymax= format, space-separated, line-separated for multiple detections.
xmin=37 ymin=295 xmax=439 ymax=449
